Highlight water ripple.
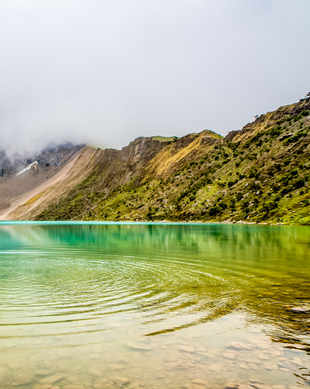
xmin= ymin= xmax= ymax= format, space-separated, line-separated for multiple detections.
xmin=0 ymin=248 xmax=241 ymax=345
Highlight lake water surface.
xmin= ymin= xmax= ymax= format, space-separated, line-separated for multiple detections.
xmin=0 ymin=222 xmax=309 ymax=389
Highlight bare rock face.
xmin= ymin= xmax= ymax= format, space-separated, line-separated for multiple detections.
xmin=201 ymin=136 xmax=218 ymax=146
xmin=224 ymin=130 xmax=239 ymax=142
xmin=36 ymin=143 xmax=84 ymax=168
xmin=0 ymin=143 xmax=85 ymax=178
xmin=0 ymin=142 xmax=85 ymax=220
xmin=93 ymin=137 xmax=175 ymax=193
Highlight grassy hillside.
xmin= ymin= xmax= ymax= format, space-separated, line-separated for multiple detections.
xmin=36 ymin=97 xmax=310 ymax=225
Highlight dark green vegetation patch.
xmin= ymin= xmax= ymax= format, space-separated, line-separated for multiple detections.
xmin=37 ymin=98 xmax=310 ymax=225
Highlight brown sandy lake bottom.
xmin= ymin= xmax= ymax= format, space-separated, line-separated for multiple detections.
xmin=0 ymin=222 xmax=309 ymax=389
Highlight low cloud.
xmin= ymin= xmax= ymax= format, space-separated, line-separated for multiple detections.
xmin=1 ymin=0 xmax=310 ymax=156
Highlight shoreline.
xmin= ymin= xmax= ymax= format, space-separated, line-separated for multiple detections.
xmin=0 ymin=219 xmax=308 ymax=227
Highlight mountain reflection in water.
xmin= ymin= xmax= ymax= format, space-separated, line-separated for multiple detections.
xmin=0 ymin=222 xmax=309 ymax=388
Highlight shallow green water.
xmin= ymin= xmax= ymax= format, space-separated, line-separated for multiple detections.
xmin=0 ymin=222 xmax=309 ymax=389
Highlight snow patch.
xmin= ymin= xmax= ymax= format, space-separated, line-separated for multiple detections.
xmin=16 ymin=161 xmax=38 ymax=176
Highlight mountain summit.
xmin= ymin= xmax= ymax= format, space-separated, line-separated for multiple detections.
xmin=1 ymin=98 xmax=310 ymax=225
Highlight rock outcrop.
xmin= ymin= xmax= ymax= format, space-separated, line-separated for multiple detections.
xmin=1 ymin=98 xmax=310 ymax=225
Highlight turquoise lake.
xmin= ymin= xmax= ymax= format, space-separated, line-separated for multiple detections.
xmin=0 ymin=222 xmax=309 ymax=389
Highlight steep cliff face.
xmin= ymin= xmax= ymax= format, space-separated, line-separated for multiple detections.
xmin=1 ymin=98 xmax=310 ymax=224
xmin=89 ymin=136 xmax=177 ymax=193
xmin=35 ymin=98 xmax=310 ymax=225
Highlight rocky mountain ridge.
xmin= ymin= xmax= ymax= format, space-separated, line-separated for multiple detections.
xmin=1 ymin=97 xmax=310 ymax=224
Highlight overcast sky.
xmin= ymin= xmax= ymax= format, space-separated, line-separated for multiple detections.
xmin=1 ymin=0 xmax=310 ymax=155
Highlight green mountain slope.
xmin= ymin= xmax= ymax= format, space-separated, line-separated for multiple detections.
xmin=36 ymin=97 xmax=310 ymax=225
